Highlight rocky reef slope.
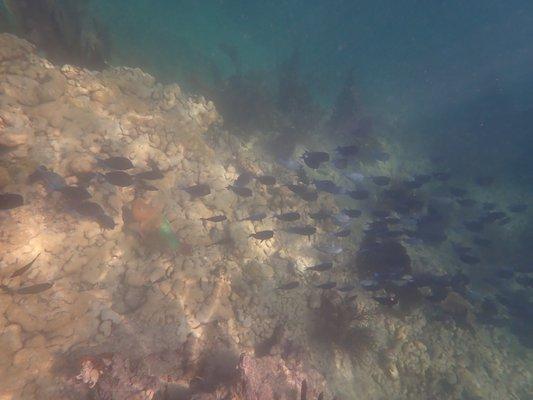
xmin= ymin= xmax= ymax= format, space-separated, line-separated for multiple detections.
xmin=0 ymin=33 xmax=531 ymax=400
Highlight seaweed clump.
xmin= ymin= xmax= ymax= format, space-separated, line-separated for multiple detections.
xmin=313 ymin=292 xmax=376 ymax=362
xmin=356 ymin=238 xmax=412 ymax=279
xmin=276 ymin=49 xmax=322 ymax=136
xmin=327 ymin=68 xmax=373 ymax=137
xmin=3 ymin=0 xmax=109 ymax=69
xmin=195 ymin=46 xmax=322 ymax=140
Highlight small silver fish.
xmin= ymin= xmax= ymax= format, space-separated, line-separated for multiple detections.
xmin=16 ymin=282 xmax=54 ymax=295
xmin=10 ymin=253 xmax=40 ymax=278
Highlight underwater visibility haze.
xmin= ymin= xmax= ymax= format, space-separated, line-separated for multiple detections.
xmin=0 ymin=1 xmax=532 ymax=399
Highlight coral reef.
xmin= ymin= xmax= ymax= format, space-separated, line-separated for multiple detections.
xmin=0 ymin=32 xmax=531 ymax=400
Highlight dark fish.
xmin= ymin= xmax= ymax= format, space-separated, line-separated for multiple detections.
xmin=206 ymin=237 xmax=234 ymax=247
xmin=457 ymin=198 xmax=476 ymax=207
xmin=373 ymin=293 xmax=398 ymax=306
xmin=301 ymin=379 xmax=307 ymax=400
xmin=297 ymin=166 xmax=309 ymax=185
xmin=309 ymin=209 xmax=331 ymax=221
xmin=286 ymin=184 xmax=318 ymax=201
xmin=274 ymin=212 xmax=300 ymax=222
xmin=284 ymin=225 xmax=316 ymax=237
xmin=433 ymin=172 xmax=451 ymax=181
xmin=227 ymin=185 xmax=253 ymax=197
xmin=300 ymin=190 xmax=318 ymax=202
xmin=239 ymin=212 xmax=267 ymax=222
xmin=449 ymin=187 xmax=467 ymax=197
xmin=313 ymin=179 xmax=343 ymax=194
xmin=483 ymin=202 xmax=496 ymax=211
xmin=249 ymin=230 xmax=274 ymax=241
xmin=305 ymin=262 xmax=333 ymax=272
xmin=16 ymin=282 xmax=54 ymax=295
xmin=414 ymin=174 xmax=432 ymax=184
xmin=508 ymin=203 xmax=528 ymax=213
xmin=315 ymin=281 xmax=337 ymax=289
xmin=122 ymin=205 xmax=134 ymax=225
xmin=516 ymin=275 xmax=533 ymax=288
xmin=332 ymin=228 xmax=351 ymax=238
xmin=103 ymin=171 xmax=134 ymax=187
xmin=459 ymin=254 xmax=480 ymax=265
xmin=371 ymin=176 xmax=391 ymax=186
xmin=384 ymin=216 xmax=401 ymax=224
xmin=277 ymin=281 xmax=299 ymax=290
xmin=201 ymin=215 xmax=227 ymax=223
xmin=135 ymin=169 xmax=164 ymax=180
xmin=335 ymin=145 xmax=359 ymax=157
xmin=256 ymin=175 xmax=276 ymax=185
xmin=10 ymin=253 xmax=40 ymax=278
xmin=302 ymin=151 xmax=330 ymax=169
xmin=0 ymin=193 xmax=24 ymax=210
xmin=97 ymin=214 xmax=116 ymax=230
xmin=464 ymin=220 xmax=485 ymax=233
xmin=337 ymin=284 xmax=355 ymax=292
xmin=425 ymin=285 xmax=449 ymax=303
xmin=347 ymin=189 xmax=369 ymax=200
xmin=452 ymin=242 xmax=472 ymax=255
xmin=76 ymin=172 xmax=98 ymax=185
xmin=234 ymin=171 xmax=254 ymax=187
xmin=28 ymin=166 xmax=66 ymax=191
xmin=475 ymin=175 xmax=495 ymax=187
xmin=372 ymin=209 xmax=390 ymax=218
xmin=183 ymin=183 xmax=211 ymax=198
xmin=360 ymin=279 xmax=382 ymax=291
xmin=314 ymin=242 xmax=343 ymax=255
xmin=342 ymin=209 xmax=362 ymax=218
xmin=498 ymin=217 xmax=511 ymax=226
xmin=136 ymin=180 xmax=159 ymax=191
xmin=286 ymin=184 xmax=308 ymax=196
xmin=97 ymin=156 xmax=134 ymax=170
xmin=482 ymin=211 xmax=506 ymax=224
xmin=59 ymin=186 xmax=91 ymax=202
xmin=332 ymin=158 xmax=348 ymax=169
xmin=73 ymin=201 xmax=106 ymax=217
xmin=403 ymin=179 xmax=424 ymax=190
xmin=472 ymin=237 xmax=491 ymax=247
xmin=495 ymin=267 xmax=514 ymax=279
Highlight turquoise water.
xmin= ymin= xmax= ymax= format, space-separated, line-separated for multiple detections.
xmin=1 ymin=1 xmax=532 ymax=399
xmin=88 ymin=1 xmax=533 ymax=178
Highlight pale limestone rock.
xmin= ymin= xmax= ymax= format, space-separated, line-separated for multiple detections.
xmin=36 ymin=69 xmax=67 ymax=103
xmin=68 ymin=153 xmax=95 ymax=175
xmin=101 ymin=66 xmax=156 ymax=99
xmin=0 ymin=33 xmax=35 ymax=62
xmin=0 ymin=324 xmax=23 ymax=355
xmin=125 ymin=269 xmax=146 ymax=287
xmin=0 ymin=166 xmax=11 ymax=188
xmin=123 ymin=286 xmax=148 ymax=313
xmin=5 ymin=303 xmax=46 ymax=332
xmin=99 ymin=320 xmax=112 ymax=337
xmin=80 ymin=263 xmax=104 ymax=285
xmin=90 ymin=86 xmax=116 ymax=104
xmin=0 ymin=127 xmax=33 ymax=147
